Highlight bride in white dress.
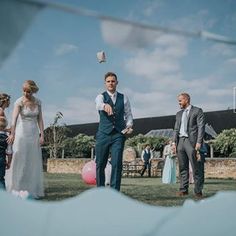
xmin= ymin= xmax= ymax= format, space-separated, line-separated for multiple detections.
xmin=7 ymin=80 xmax=44 ymax=198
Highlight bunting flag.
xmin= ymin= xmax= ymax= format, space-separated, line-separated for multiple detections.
xmin=0 ymin=0 xmax=236 ymax=67
xmin=18 ymin=0 xmax=236 ymax=45
xmin=0 ymin=0 xmax=44 ymax=67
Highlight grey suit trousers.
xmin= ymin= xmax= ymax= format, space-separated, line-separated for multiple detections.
xmin=177 ymin=137 xmax=202 ymax=194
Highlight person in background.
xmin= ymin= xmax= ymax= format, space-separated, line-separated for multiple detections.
xmin=162 ymin=139 xmax=176 ymax=184
xmin=0 ymin=93 xmax=11 ymax=118
xmin=0 ymin=93 xmax=11 ymax=133
xmin=0 ymin=116 xmax=12 ymax=189
xmin=140 ymin=144 xmax=153 ymax=177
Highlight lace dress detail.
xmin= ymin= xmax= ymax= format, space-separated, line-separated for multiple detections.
xmin=7 ymin=97 xmax=44 ymax=197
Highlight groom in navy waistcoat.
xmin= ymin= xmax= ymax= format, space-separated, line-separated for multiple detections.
xmin=95 ymin=72 xmax=133 ymax=191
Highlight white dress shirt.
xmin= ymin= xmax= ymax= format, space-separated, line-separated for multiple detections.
xmin=95 ymin=90 xmax=133 ymax=127
xmin=179 ymin=105 xmax=192 ymax=137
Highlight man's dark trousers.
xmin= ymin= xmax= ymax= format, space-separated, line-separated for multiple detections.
xmin=141 ymin=161 xmax=151 ymax=177
xmin=95 ymin=130 xmax=125 ymax=191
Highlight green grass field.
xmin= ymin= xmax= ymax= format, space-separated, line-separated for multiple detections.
xmin=43 ymin=173 xmax=236 ymax=206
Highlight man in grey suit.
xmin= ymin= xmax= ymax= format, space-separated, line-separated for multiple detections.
xmin=172 ymin=93 xmax=205 ymax=198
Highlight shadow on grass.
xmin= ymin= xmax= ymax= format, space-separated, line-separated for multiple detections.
xmin=205 ymin=180 xmax=235 ymax=185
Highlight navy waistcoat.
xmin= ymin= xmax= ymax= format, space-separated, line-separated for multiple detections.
xmin=98 ymin=91 xmax=126 ymax=134
xmin=143 ymin=150 xmax=151 ymax=161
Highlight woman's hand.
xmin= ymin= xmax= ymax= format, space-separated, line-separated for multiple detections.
xmin=6 ymin=159 xmax=12 ymax=169
xmin=7 ymin=133 xmax=15 ymax=145
xmin=39 ymin=135 xmax=44 ymax=146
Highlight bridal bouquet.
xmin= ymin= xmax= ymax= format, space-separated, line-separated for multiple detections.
xmin=170 ymin=150 xmax=177 ymax=159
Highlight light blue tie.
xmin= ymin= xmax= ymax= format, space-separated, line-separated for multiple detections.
xmin=183 ymin=109 xmax=188 ymax=133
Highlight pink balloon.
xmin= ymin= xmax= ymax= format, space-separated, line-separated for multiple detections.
xmin=82 ymin=160 xmax=96 ymax=185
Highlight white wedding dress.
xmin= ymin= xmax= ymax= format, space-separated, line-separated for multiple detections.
xmin=6 ymin=97 xmax=44 ymax=198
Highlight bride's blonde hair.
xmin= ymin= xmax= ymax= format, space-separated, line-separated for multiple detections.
xmin=23 ymin=80 xmax=39 ymax=94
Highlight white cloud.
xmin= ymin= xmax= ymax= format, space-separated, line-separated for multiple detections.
xmin=203 ymin=44 xmax=235 ymax=57
xmin=124 ymin=34 xmax=187 ymax=81
xmin=142 ymin=0 xmax=163 ymax=17
xmin=44 ymin=97 xmax=98 ymax=127
xmin=169 ymin=9 xmax=216 ymax=32
xmin=207 ymin=88 xmax=232 ymax=97
xmin=62 ymin=97 xmax=98 ymax=124
xmin=200 ymin=102 xmax=230 ymax=112
xmin=126 ymin=84 xmax=233 ymax=121
xmin=122 ymin=51 xmax=233 ymax=120
xmin=43 ymin=87 xmax=101 ymax=127
xmin=225 ymin=58 xmax=236 ymax=65
xmin=100 ymin=20 xmax=162 ymax=49
xmin=125 ymin=52 xmax=179 ymax=78
xmin=128 ymin=90 xmax=178 ymax=118
xmin=55 ymin=43 xmax=78 ymax=56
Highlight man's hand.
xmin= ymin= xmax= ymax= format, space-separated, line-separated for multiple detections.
xmin=121 ymin=126 xmax=133 ymax=134
xmin=40 ymin=136 xmax=44 ymax=146
xmin=104 ymin=104 xmax=113 ymax=116
xmin=195 ymin=143 xmax=201 ymax=151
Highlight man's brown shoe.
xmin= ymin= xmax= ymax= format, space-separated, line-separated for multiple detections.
xmin=176 ymin=191 xmax=188 ymax=197
xmin=194 ymin=192 xmax=203 ymax=199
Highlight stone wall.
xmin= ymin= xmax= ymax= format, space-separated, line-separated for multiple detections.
xmin=204 ymin=158 xmax=236 ymax=179
xmin=47 ymin=158 xmax=236 ymax=179
xmin=47 ymin=158 xmax=91 ymax=174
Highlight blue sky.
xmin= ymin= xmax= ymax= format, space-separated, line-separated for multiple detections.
xmin=0 ymin=0 xmax=236 ymax=128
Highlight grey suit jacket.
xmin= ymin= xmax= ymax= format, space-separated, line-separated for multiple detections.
xmin=173 ymin=106 xmax=205 ymax=147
